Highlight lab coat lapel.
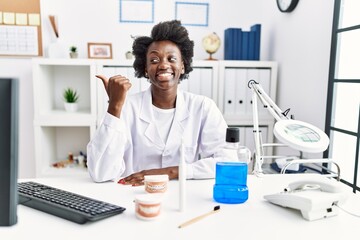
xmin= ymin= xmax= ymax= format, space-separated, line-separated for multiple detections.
xmin=140 ymin=88 xmax=164 ymax=148
xmin=166 ymin=90 xmax=189 ymax=147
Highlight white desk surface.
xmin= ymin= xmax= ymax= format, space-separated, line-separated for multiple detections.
xmin=1 ymin=174 xmax=359 ymax=240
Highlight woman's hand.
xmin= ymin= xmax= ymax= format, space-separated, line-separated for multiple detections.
xmin=96 ymin=74 xmax=132 ymax=118
xmin=118 ymin=167 xmax=179 ymax=186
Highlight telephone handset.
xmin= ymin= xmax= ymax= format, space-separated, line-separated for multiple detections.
xmin=286 ymin=179 xmax=343 ymax=193
xmin=264 ymin=178 xmax=348 ymax=221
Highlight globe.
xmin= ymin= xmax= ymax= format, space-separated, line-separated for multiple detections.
xmin=202 ymin=32 xmax=221 ymax=60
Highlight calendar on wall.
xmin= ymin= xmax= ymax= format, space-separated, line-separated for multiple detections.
xmin=0 ymin=0 xmax=42 ymax=56
xmin=0 ymin=25 xmax=39 ymax=56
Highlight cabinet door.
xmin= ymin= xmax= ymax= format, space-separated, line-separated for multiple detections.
xmin=238 ymin=68 xmax=272 ymax=116
xmin=185 ymin=67 xmax=201 ymax=94
xmin=224 ymin=68 xmax=237 ymax=115
xmin=234 ymin=69 xmax=248 ymax=115
xmin=224 ymin=67 xmax=272 ymax=117
xmin=246 ymin=68 xmax=260 ymax=114
xmin=245 ymin=126 xmax=269 ymax=157
xmin=100 ymin=65 xmax=149 ymax=94
xmin=198 ymin=68 xmax=213 ymax=99
xmin=257 ymin=69 xmax=271 ymax=116
xmin=180 ymin=67 xmax=214 ymax=100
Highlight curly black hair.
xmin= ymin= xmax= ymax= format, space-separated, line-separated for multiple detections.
xmin=132 ymin=20 xmax=194 ymax=80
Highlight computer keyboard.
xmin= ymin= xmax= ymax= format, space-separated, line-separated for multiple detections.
xmin=18 ymin=181 xmax=126 ymax=224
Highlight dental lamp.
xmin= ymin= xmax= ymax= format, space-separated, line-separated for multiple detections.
xmin=248 ymin=80 xmax=339 ymax=177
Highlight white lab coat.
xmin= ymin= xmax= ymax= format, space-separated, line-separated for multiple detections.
xmin=87 ymin=87 xmax=228 ymax=182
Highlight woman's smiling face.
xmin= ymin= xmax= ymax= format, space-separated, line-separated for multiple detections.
xmin=145 ymin=40 xmax=185 ymax=90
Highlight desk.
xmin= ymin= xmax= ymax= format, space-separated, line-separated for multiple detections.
xmin=1 ymin=174 xmax=359 ymax=240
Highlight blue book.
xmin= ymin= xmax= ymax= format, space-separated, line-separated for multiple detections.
xmin=248 ymin=30 xmax=256 ymax=60
xmin=235 ymin=29 xmax=242 ymax=60
xmin=225 ymin=28 xmax=243 ymax=60
xmin=250 ymin=24 xmax=261 ymax=60
xmin=232 ymin=29 xmax=237 ymax=60
xmin=224 ymin=28 xmax=234 ymax=60
xmin=241 ymin=31 xmax=249 ymax=60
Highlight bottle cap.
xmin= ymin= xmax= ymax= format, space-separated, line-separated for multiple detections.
xmin=226 ymin=127 xmax=240 ymax=143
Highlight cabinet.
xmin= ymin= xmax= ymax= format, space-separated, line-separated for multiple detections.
xmin=32 ymin=59 xmax=277 ymax=177
xmin=218 ymin=61 xmax=277 ymax=158
xmin=32 ymin=58 xmax=97 ymax=177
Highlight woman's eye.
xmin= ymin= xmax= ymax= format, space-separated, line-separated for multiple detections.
xmin=169 ymin=56 xmax=177 ymax=62
xmin=150 ymin=58 xmax=159 ymax=63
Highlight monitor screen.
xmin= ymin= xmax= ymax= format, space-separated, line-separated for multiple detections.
xmin=0 ymin=78 xmax=19 ymax=226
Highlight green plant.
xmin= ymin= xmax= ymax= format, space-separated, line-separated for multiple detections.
xmin=69 ymin=46 xmax=77 ymax=53
xmin=63 ymin=88 xmax=79 ymax=103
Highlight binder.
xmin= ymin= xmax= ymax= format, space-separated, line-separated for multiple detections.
xmin=224 ymin=28 xmax=242 ymax=60
xmin=241 ymin=31 xmax=249 ymax=60
xmin=235 ymin=29 xmax=242 ymax=60
xmin=224 ymin=25 xmax=260 ymax=60
xmin=250 ymin=24 xmax=261 ymax=60
xmin=258 ymin=69 xmax=271 ymax=115
xmin=224 ymin=68 xmax=236 ymax=114
xmin=234 ymin=69 xmax=247 ymax=115
xmin=248 ymin=31 xmax=256 ymax=60
xmin=246 ymin=69 xmax=260 ymax=113
xmin=224 ymin=28 xmax=234 ymax=60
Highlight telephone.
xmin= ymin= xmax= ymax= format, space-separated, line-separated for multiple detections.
xmin=264 ymin=178 xmax=348 ymax=221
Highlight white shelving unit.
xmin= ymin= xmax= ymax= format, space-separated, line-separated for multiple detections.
xmin=218 ymin=60 xmax=278 ymax=158
xmin=32 ymin=59 xmax=277 ymax=177
xmin=32 ymin=58 xmax=97 ymax=177
xmin=179 ymin=60 xmax=219 ymax=103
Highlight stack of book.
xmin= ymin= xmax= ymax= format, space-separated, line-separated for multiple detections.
xmin=224 ymin=24 xmax=261 ymax=60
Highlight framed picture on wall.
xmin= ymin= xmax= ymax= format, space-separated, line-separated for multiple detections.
xmin=175 ymin=2 xmax=209 ymax=27
xmin=87 ymin=42 xmax=113 ymax=59
xmin=119 ymin=0 xmax=154 ymax=23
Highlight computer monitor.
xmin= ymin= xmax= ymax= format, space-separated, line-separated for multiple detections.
xmin=0 ymin=78 xmax=19 ymax=226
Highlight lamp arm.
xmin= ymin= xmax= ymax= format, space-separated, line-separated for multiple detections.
xmin=251 ymin=88 xmax=263 ymax=174
xmin=248 ymin=80 xmax=289 ymax=121
xmin=248 ymin=80 xmax=289 ymax=175
xmin=248 ymin=80 xmax=332 ymax=176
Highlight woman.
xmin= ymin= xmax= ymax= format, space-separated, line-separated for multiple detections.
xmin=87 ymin=20 xmax=228 ymax=185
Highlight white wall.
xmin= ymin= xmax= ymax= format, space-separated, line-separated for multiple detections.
xmin=0 ymin=0 xmax=335 ymax=177
xmin=0 ymin=58 xmax=34 ymax=178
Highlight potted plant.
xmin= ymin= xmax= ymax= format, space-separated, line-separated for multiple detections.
xmin=69 ymin=46 xmax=78 ymax=58
xmin=63 ymin=87 xmax=79 ymax=112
